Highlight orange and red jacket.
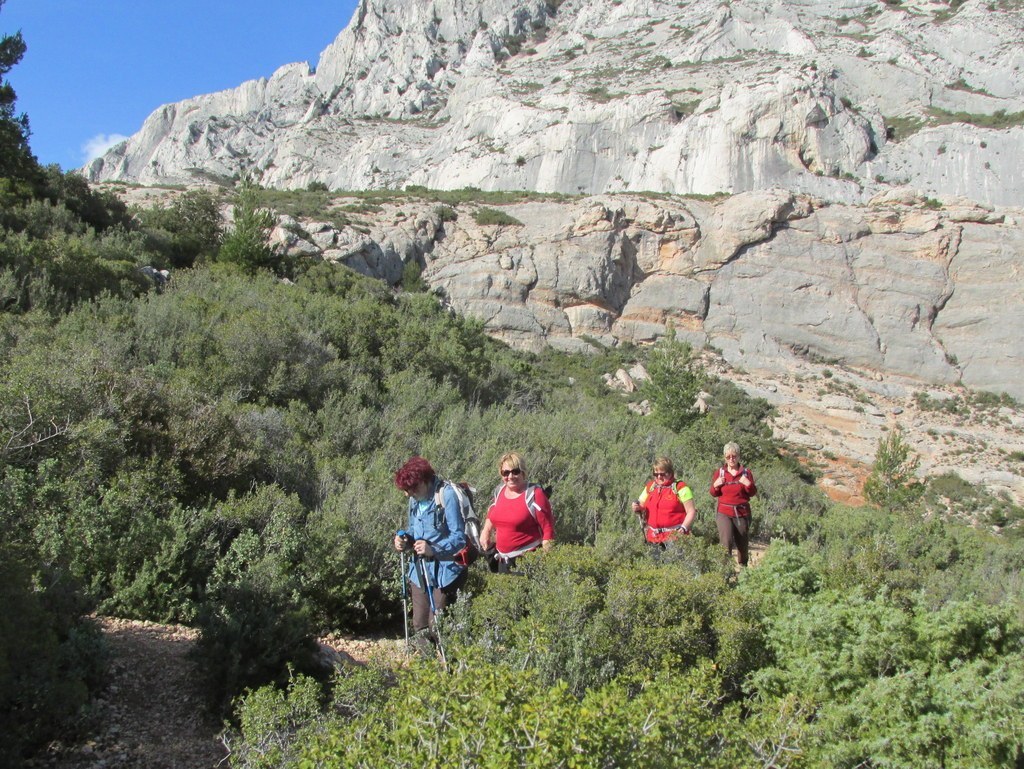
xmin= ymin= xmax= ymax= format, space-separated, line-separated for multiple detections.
xmin=638 ymin=478 xmax=692 ymax=543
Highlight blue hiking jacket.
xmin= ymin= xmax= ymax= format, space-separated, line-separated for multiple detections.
xmin=405 ymin=478 xmax=467 ymax=589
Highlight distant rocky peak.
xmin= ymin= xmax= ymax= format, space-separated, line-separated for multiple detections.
xmin=312 ymin=0 xmax=553 ymax=118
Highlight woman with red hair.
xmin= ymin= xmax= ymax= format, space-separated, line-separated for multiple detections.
xmin=392 ymin=456 xmax=467 ymax=644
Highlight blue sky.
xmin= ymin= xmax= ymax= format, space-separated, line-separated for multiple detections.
xmin=1 ymin=0 xmax=359 ymax=170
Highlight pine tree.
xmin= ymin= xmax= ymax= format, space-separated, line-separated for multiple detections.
xmin=217 ymin=178 xmax=278 ymax=274
xmin=0 ymin=2 xmax=38 ymax=183
xmin=863 ymin=427 xmax=923 ymax=510
xmin=644 ymin=327 xmax=706 ymax=433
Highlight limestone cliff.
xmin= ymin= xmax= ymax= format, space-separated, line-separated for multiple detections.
xmin=265 ymin=188 xmax=1023 ymax=401
xmin=86 ymin=0 xmax=1024 ymax=206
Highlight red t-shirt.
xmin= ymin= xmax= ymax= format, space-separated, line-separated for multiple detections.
xmin=487 ymin=485 xmax=555 ymax=555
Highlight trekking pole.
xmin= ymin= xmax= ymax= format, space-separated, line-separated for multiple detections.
xmin=397 ymin=530 xmax=413 ymax=652
xmin=399 ymin=549 xmax=410 ymax=651
xmin=414 ymin=553 xmax=449 ymax=670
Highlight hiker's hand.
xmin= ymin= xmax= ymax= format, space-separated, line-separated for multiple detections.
xmin=632 ymin=500 xmax=643 ymax=514
xmin=393 ymin=535 xmax=405 ymax=552
xmin=414 ymin=540 xmax=434 ymax=558
xmin=739 ymin=474 xmax=751 ymax=488
xmin=714 ymin=475 xmax=726 ymax=488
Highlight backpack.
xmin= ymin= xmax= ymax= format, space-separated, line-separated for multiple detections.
xmin=435 ymin=480 xmax=482 ymax=567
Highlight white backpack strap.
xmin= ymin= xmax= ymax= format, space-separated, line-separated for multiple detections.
xmin=525 ymin=484 xmax=541 ymax=520
xmin=491 ymin=483 xmax=542 ymax=520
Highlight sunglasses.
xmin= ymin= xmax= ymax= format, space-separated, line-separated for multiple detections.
xmin=501 ymin=468 xmax=522 ymax=477
xmin=652 ymin=471 xmax=670 ymax=478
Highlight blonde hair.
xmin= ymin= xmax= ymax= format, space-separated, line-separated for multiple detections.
xmin=499 ymin=452 xmax=526 ymax=475
xmin=652 ymin=457 xmax=675 ymax=475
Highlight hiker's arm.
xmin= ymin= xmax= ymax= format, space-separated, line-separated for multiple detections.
xmin=681 ymin=498 xmax=697 ymax=533
xmin=634 ymin=486 xmax=650 ymax=512
xmin=533 ymin=487 xmax=556 ymax=543
xmin=479 ymin=518 xmax=494 ymax=551
xmin=428 ymin=484 xmax=467 ymax=558
xmin=677 ymin=486 xmax=697 ymax=533
xmin=741 ymin=469 xmax=757 ymax=497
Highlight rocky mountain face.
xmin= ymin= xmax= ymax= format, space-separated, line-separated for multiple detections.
xmin=249 ymin=184 xmax=1024 ymax=504
xmin=90 ymin=0 xmax=1024 ymax=502
xmin=87 ymin=0 xmax=1024 ymax=206
xmin=267 ymin=187 xmax=1021 ymax=401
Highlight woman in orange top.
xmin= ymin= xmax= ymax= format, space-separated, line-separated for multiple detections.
xmin=631 ymin=457 xmax=696 ymax=546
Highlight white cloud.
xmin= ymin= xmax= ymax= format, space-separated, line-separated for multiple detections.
xmin=81 ymin=133 xmax=129 ymax=164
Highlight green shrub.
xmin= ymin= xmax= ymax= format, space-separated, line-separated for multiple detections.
xmin=0 ymin=543 xmax=105 ymax=763
xmin=642 ymin=329 xmax=706 ymax=432
xmin=864 ymin=428 xmax=923 ymax=510
xmin=227 ymin=671 xmax=326 ymax=769
xmin=218 ymin=179 xmax=280 ymax=274
xmin=471 ymin=206 xmax=523 ymax=226
xmin=296 ymin=661 xmax=752 ymax=768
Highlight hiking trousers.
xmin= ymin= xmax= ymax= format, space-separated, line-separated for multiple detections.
xmin=410 ymin=569 xmax=467 ymax=632
xmin=716 ymin=512 xmax=750 ymax=566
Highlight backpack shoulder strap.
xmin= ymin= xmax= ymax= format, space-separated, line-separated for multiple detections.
xmin=491 ymin=483 xmax=543 ymax=520
xmin=431 ymin=479 xmax=449 ymax=531
xmin=524 ymin=483 xmax=543 ymax=520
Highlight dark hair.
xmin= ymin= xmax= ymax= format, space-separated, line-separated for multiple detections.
xmin=394 ymin=456 xmax=435 ymax=492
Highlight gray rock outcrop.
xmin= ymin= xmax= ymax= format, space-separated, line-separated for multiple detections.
xmin=268 ymin=188 xmax=1023 ymax=401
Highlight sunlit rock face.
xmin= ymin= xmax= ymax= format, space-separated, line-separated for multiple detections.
xmin=266 ymin=189 xmax=1023 ymax=401
xmin=86 ymin=0 xmax=1024 ymax=206
xmin=90 ymin=0 xmax=1024 ymax=399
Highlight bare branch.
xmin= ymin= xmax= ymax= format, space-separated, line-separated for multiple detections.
xmin=1 ymin=396 xmax=71 ymax=457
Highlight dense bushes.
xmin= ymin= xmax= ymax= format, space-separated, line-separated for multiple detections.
xmin=227 ymin=511 xmax=1024 ymax=768
xmin=448 ymin=541 xmax=765 ymax=695
xmin=4 ymin=162 xmax=1021 ymax=765
xmin=0 ymin=542 xmax=104 ymax=763
xmin=0 ymin=247 xmax=823 ymax=715
xmin=287 ymin=662 xmax=754 ymax=769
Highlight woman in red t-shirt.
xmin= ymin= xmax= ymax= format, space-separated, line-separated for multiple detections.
xmin=479 ymin=452 xmax=555 ymax=572
xmin=709 ymin=441 xmax=757 ymax=566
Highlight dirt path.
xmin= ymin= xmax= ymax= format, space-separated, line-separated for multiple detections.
xmin=25 ymin=618 xmax=405 ymax=769
xmin=27 ymin=618 xmax=227 ymax=769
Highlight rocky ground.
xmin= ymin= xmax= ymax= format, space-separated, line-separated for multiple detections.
xmin=25 ymin=619 xmax=397 ymax=769
xmin=25 ymin=618 xmax=225 ymax=769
